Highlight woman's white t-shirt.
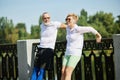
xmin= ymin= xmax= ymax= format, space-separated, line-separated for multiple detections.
xmin=65 ymin=24 xmax=98 ymax=56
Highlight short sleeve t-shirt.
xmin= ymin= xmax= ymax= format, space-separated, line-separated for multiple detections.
xmin=65 ymin=24 xmax=98 ymax=56
xmin=38 ymin=21 xmax=61 ymax=49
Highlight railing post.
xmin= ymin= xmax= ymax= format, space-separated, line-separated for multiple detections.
xmin=17 ymin=39 xmax=39 ymax=80
xmin=113 ymin=34 xmax=120 ymax=80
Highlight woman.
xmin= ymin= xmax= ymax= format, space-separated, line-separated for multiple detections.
xmin=61 ymin=13 xmax=102 ymax=80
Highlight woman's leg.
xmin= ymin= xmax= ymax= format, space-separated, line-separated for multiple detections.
xmin=64 ymin=66 xmax=74 ymax=80
xmin=61 ymin=56 xmax=69 ymax=80
xmin=64 ymin=55 xmax=80 ymax=80
xmin=61 ymin=66 xmax=66 ymax=80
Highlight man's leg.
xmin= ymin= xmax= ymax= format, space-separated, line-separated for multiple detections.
xmin=37 ymin=63 xmax=46 ymax=80
xmin=37 ymin=68 xmax=45 ymax=80
xmin=31 ymin=67 xmax=39 ymax=80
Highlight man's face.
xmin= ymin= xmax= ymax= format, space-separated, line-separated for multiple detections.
xmin=42 ymin=13 xmax=50 ymax=24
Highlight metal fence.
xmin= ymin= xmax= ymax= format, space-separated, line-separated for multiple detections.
xmin=0 ymin=44 xmax=18 ymax=80
xmin=0 ymin=38 xmax=115 ymax=80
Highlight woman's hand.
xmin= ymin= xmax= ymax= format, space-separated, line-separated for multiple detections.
xmin=96 ymin=33 xmax=102 ymax=43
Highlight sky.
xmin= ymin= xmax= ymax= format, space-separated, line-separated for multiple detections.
xmin=0 ymin=0 xmax=120 ymax=33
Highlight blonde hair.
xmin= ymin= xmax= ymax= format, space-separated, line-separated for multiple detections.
xmin=66 ymin=13 xmax=78 ymax=22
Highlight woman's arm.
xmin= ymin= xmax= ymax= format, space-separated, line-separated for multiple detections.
xmin=78 ymin=27 xmax=98 ymax=34
xmin=78 ymin=26 xmax=102 ymax=42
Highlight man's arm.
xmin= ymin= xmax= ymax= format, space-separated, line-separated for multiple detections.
xmin=60 ymin=23 xmax=67 ymax=29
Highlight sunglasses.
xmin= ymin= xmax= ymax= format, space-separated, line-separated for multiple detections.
xmin=43 ymin=17 xmax=50 ymax=20
xmin=65 ymin=18 xmax=71 ymax=21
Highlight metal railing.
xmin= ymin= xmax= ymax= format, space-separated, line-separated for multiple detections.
xmin=0 ymin=38 xmax=115 ymax=80
xmin=0 ymin=44 xmax=18 ymax=80
xmin=32 ymin=38 xmax=114 ymax=80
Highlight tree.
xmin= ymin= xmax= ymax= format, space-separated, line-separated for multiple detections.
xmin=77 ymin=9 xmax=88 ymax=26
xmin=88 ymin=11 xmax=114 ymax=38
xmin=15 ymin=23 xmax=28 ymax=40
xmin=0 ymin=17 xmax=18 ymax=43
xmin=39 ymin=16 xmax=42 ymax=26
xmin=0 ymin=17 xmax=6 ymax=43
xmin=31 ymin=25 xmax=40 ymax=39
xmin=57 ymin=29 xmax=66 ymax=41
xmin=113 ymin=15 xmax=120 ymax=34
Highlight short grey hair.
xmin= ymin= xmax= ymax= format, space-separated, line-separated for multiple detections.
xmin=42 ymin=12 xmax=49 ymax=18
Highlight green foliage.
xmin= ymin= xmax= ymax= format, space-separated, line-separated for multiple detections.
xmin=0 ymin=17 xmax=18 ymax=43
xmin=39 ymin=16 xmax=42 ymax=26
xmin=57 ymin=29 xmax=66 ymax=41
xmin=77 ymin=9 xmax=88 ymax=26
xmin=87 ymin=11 xmax=115 ymax=38
xmin=30 ymin=25 xmax=40 ymax=39
xmin=15 ymin=23 xmax=28 ymax=40
xmin=113 ymin=16 xmax=120 ymax=34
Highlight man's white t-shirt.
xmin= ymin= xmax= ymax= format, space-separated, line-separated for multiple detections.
xmin=38 ymin=21 xmax=61 ymax=49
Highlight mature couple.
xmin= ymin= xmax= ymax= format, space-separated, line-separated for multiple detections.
xmin=31 ymin=12 xmax=102 ymax=80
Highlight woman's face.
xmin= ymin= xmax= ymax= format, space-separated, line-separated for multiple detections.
xmin=66 ymin=16 xmax=75 ymax=27
xmin=42 ymin=13 xmax=50 ymax=25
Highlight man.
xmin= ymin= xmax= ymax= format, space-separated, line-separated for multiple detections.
xmin=31 ymin=12 xmax=66 ymax=80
